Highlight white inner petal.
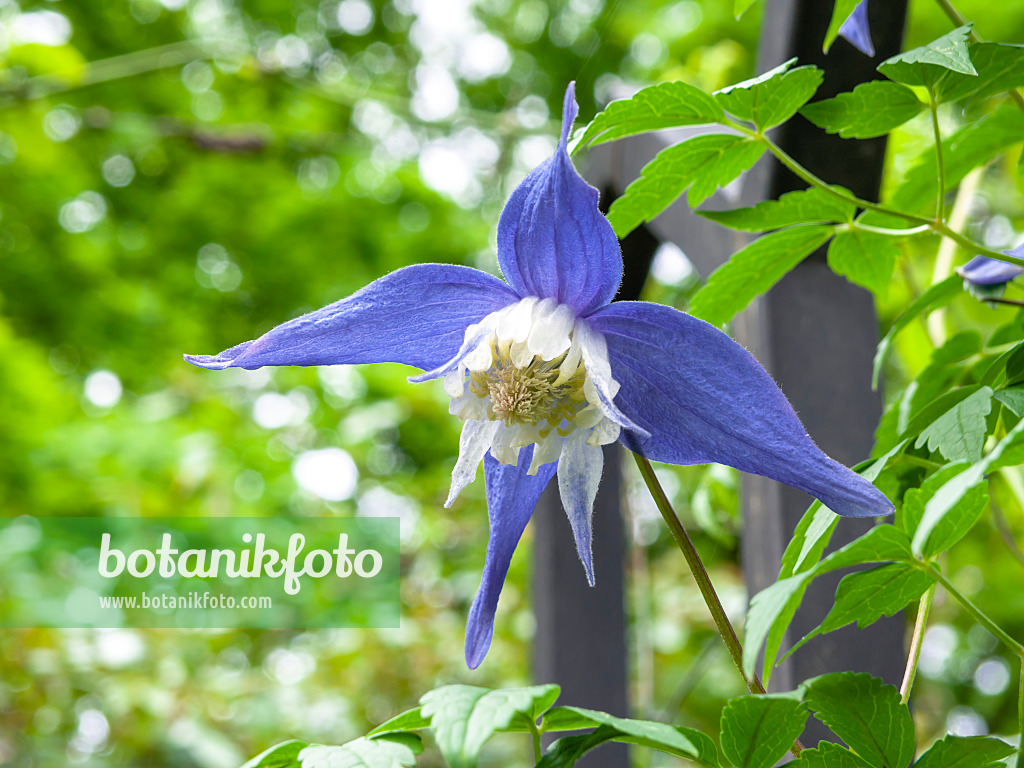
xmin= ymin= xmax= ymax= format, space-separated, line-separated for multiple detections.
xmin=527 ymin=301 xmax=575 ymax=361
xmin=445 ymin=419 xmax=500 ymax=507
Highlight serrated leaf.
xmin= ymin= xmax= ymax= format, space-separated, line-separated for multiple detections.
xmin=936 ymin=43 xmax=1024 ymax=104
xmin=420 ymin=685 xmax=560 ymax=768
xmin=537 ymin=727 xmax=617 ymax=768
xmin=786 ymin=564 xmax=933 ymax=657
xmin=715 ymin=65 xmax=823 ymax=130
xmin=574 ymin=82 xmax=724 ymax=150
xmin=698 ymin=187 xmax=855 ymax=232
xmin=720 ymin=694 xmax=808 ymax=768
xmin=242 ymin=740 xmax=307 ymax=768
xmin=744 ymin=525 xmax=914 ymax=681
xmin=915 ymin=386 xmax=994 ymax=462
xmin=912 ymin=418 xmax=1024 ymax=557
xmin=299 ymin=735 xmax=422 ymax=768
xmin=909 ymin=473 xmax=988 ymax=559
xmin=891 ymin=103 xmax=1024 ymax=214
xmin=914 ymin=735 xmax=1016 ymax=767
xmin=803 ymin=673 xmax=914 ymax=768
xmin=827 ymin=228 xmax=900 ymax=297
xmin=793 ymin=742 xmax=876 ymax=767
xmin=873 ymin=276 xmax=961 ymax=389
xmin=606 ymin=134 xmax=763 ymax=236
xmin=823 ymin=0 xmax=862 ymax=53
xmin=801 ymin=81 xmax=924 ymax=139
xmin=879 ymin=25 xmax=977 ymax=87
xmin=688 ymin=225 xmax=833 ymax=327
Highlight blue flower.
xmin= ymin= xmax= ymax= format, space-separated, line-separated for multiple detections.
xmin=839 ymin=0 xmax=875 ymax=57
xmin=957 ymin=245 xmax=1024 ymax=287
xmin=186 ymin=83 xmax=893 ymax=668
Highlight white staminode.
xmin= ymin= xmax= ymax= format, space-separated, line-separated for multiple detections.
xmin=443 ymin=296 xmax=623 ymax=508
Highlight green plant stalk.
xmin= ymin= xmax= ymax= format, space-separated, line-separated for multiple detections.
xmin=900 ymin=585 xmax=935 ymax=704
xmin=631 ymin=453 xmax=805 ymax=758
xmin=749 ymin=131 xmax=1024 ymax=269
xmin=929 ymin=92 xmax=946 ymax=221
xmin=1018 ymin=658 xmax=1024 ymax=768
xmin=529 ymin=719 xmax=542 ymax=764
xmin=921 ymin=562 xmax=1024 ymax=657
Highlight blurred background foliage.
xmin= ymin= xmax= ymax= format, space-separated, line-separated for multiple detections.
xmin=0 ymin=0 xmax=1023 ymax=766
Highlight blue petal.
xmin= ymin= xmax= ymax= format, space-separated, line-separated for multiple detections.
xmin=588 ymin=302 xmax=894 ymax=518
xmin=839 ymin=0 xmax=875 ymax=57
xmin=465 ymin=445 xmax=557 ymax=669
xmin=184 ymin=264 xmax=518 ymax=373
xmin=496 ymin=83 xmax=623 ymax=316
xmin=957 ymin=248 xmax=1024 ymax=286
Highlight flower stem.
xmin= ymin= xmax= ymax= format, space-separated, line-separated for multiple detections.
xmin=921 ymin=562 xmax=1024 ymax=658
xmin=1018 ymin=658 xmax=1024 ymax=768
xmin=901 ymin=585 xmax=935 ymax=704
xmin=529 ymin=719 xmax=542 ymax=764
xmin=929 ymin=91 xmax=946 ymax=221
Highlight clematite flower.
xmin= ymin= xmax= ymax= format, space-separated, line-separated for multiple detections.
xmin=957 ymin=244 xmax=1024 ymax=287
xmin=839 ymin=0 xmax=875 ymax=57
xmin=185 ymin=83 xmax=893 ymax=668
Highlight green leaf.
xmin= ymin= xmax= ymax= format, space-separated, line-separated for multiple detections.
xmin=734 ymin=0 xmax=759 ymax=19
xmin=914 ymin=735 xmax=1016 ymax=767
xmin=891 ymin=103 xmax=1024 ymax=214
xmin=368 ymin=708 xmax=431 ymax=736
xmin=787 ymin=564 xmax=933 ymax=656
xmin=538 ymin=727 xmax=618 ymax=768
xmin=936 ymin=43 xmax=1024 ymax=103
xmin=719 ymin=694 xmax=808 ymax=768
xmin=878 ymin=26 xmax=978 ymax=87
xmin=803 ymin=673 xmax=915 ymax=768
xmin=744 ymin=526 xmax=914 ymax=681
xmin=697 ymin=187 xmax=855 ymax=232
xmin=242 ymin=740 xmax=307 ymax=768
xmin=299 ymin=735 xmax=422 ymax=768
xmin=827 ymin=228 xmax=900 ymax=297
xmin=689 ymin=225 xmax=833 ymax=327
xmin=823 ymin=0 xmax=861 ymax=53
xmin=914 ymin=386 xmax=994 ymax=462
xmin=794 ymin=742 xmax=877 ymax=767
xmin=801 ymin=81 xmax=925 ymax=139
xmin=715 ymin=64 xmax=824 ymax=130
xmin=539 ymin=710 xmax=719 ymax=767
xmin=606 ymin=134 xmax=764 ymax=236
xmin=574 ymin=82 xmax=725 ymax=150
xmin=912 ymin=419 xmax=1024 ymax=556
xmin=995 ymin=385 xmax=1024 ymax=416
xmin=419 ymin=685 xmax=560 ymax=768
xmin=873 ymin=276 xmax=962 ymax=389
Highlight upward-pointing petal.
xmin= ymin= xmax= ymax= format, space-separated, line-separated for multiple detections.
xmin=839 ymin=0 xmax=875 ymax=57
xmin=496 ymin=83 xmax=623 ymax=316
xmin=184 ymin=263 xmax=519 ymax=373
xmin=464 ymin=445 xmax=557 ymax=669
xmin=588 ymin=301 xmax=894 ymax=518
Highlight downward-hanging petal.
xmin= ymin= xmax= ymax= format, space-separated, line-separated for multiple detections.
xmin=957 ymin=247 xmax=1024 ymax=287
xmin=588 ymin=302 xmax=894 ymax=518
xmin=184 ymin=264 xmax=519 ymax=373
xmin=556 ymin=432 xmax=603 ymax=586
xmin=496 ymin=83 xmax=623 ymax=316
xmin=465 ymin=446 xmax=557 ymax=669
xmin=838 ymin=0 xmax=875 ymax=57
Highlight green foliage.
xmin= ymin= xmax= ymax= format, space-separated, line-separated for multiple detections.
xmin=801 ymin=81 xmax=925 ymax=139
xmin=574 ymin=82 xmax=725 ymax=151
xmin=878 ymin=26 xmax=978 ymax=88
xmin=802 ymin=673 xmax=915 ymax=768
xmin=913 ymin=735 xmax=1016 ymax=767
xmin=827 ymin=228 xmax=901 ymax=297
xmin=719 ymin=693 xmax=808 ymax=768
xmin=714 ymin=61 xmax=824 ymax=130
xmin=697 ymin=187 xmax=855 ymax=231
xmin=688 ymin=225 xmax=833 ymax=327
xmin=299 ymin=735 xmax=423 ymax=768
xmin=914 ymin=386 xmax=994 ymax=462
xmin=241 ymin=741 xmax=307 ymax=768
xmin=419 ymin=685 xmax=559 ymax=768
xmin=606 ymin=134 xmax=764 ymax=236
xmin=823 ymin=0 xmax=862 ymax=54
xmin=936 ymin=42 xmax=1024 ymax=103
xmin=792 ymin=742 xmax=876 ymax=767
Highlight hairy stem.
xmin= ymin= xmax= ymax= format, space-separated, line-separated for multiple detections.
xmin=922 ymin=562 xmax=1024 ymax=658
xmin=901 ymin=585 xmax=936 ymax=704
xmin=631 ymin=453 xmax=805 ymax=757
xmin=929 ymin=92 xmax=947 ymax=221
